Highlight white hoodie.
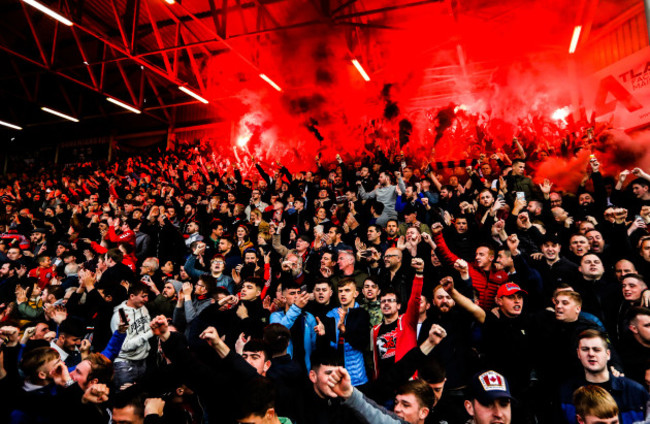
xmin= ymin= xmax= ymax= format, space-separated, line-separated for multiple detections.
xmin=110 ymin=300 xmax=153 ymax=361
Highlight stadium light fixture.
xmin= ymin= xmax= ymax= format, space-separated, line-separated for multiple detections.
xmin=179 ymin=86 xmax=209 ymax=104
xmin=0 ymin=120 xmax=23 ymax=130
xmin=22 ymin=0 xmax=73 ymax=26
xmin=569 ymin=26 xmax=582 ymax=54
xmin=106 ymin=97 xmax=141 ymax=114
xmin=351 ymin=59 xmax=371 ymax=81
xmin=41 ymin=107 xmax=79 ymax=123
xmin=259 ymin=74 xmax=282 ymax=92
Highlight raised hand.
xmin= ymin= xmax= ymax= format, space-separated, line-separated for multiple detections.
xmin=396 ymin=236 xmax=406 ymax=250
xmin=295 ymin=292 xmax=310 ymax=309
xmin=49 ymin=360 xmax=72 ymax=387
xmin=327 ymin=367 xmax=353 ymax=399
xmin=82 ymin=383 xmax=110 ymax=404
xmin=144 ymin=398 xmax=165 ymax=417
xmin=619 ymin=170 xmax=630 ymax=182
xmin=0 ymin=326 xmax=20 ymax=347
xmin=235 ymin=332 xmax=251 ymax=355
xmin=506 ymin=234 xmax=520 ymax=253
xmin=411 ymin=257 xmax=425 ymax=273
xmin=50 ymin=305 xmax=68 ymax=325
xmin=491 ymin=197 xmax=506 ymax=214
xmin=149 ymin=315 xmax=170 ymax=339
xmin=428 ymin=324 xmax=448 ymax=346
xmin=440 ymin=276 xmax=454 ymax=293
xmin=314 ymin=317 xmax=326 ymax=336
xmin=337 ymin=308 xmax=347 ymax=333
xmin=199 ymin=326 xmax=223 ymax=347
xmin=236 ymin=303 xmax=249 ymax=319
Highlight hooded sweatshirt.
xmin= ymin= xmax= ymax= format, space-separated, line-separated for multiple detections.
xmin=110 ymin=300 xmax=153 ymax=362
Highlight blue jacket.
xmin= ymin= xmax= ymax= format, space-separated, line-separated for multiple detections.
xmin=326 ymin=303 xmax=369 ymax=387
xmin=270 ymin=304 xmax=317 ymax=370
xmin=559 ymin=375 xmax=648 ymax=424
xmin=183 ymin=255 xmax=235 ymax=293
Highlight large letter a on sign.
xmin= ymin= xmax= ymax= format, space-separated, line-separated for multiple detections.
xmin=593 ymin=75 xmax=643 ymax=117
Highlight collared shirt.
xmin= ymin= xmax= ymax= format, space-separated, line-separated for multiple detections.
xmin=50 ymin=340 xmax=69 ymax=362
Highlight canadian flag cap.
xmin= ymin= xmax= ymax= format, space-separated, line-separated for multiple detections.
xmin=469 ymin=370 xmax=514 ymax=405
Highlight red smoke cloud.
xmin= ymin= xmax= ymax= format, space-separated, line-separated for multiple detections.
xmin=196 ymin=0 xmax=641 ymax=184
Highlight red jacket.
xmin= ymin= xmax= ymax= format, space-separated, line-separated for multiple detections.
xmin=90 ymin=241 xmax=136 ymax=272
xmin=29 ymin=266 xmax=57 ymax=289
xmin=433 ymin=232 xmax=508 ymax=309
xmin=105 ymin=227 xmax=135 ymax=248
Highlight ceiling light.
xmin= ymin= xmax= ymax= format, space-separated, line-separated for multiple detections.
xmin=569 ymin=26 xmax=582 ymax=54
xmin=351 ymin=59 xmax=371 ymax=81
xmin=259 ymin=74 xmax=282 ymax=92
xmin=179 ymin=86 xmax=209 ymax=104
xmin=106 ymin=97 xmax=141 ymax=114
xmin=41 ymin=107 xmax=79 ymax=122
xmin=22 ymin=0 xmax=73 ymax=26
xmin=0 ymin=120 xmax=23 ymax=130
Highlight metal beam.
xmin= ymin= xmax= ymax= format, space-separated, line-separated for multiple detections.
xmin=49 ymin=16 xmax=59 ymax=66
xmin=133 ymin=0 xmax=285 ymax=33
xmin=21 ymin=2 xmax=49 ymax=67
xmin=70 ymin=26 xmax=98 ymax=89
xmin=208 ymin=0 xmax=226 ymax=39
xmin=180 ymin=31 xmax=206 ymax=93
xmin=0 ymin=45 xmax=168 ymax=124
xmin=333 ymin=0 xmax=442 ymax=20
xmin=116 ymin=60 xmax=138 ymax=106
xmin=110 ymin=0 xmax=130 ymax=52
xmin=10 ymin=59 xmax=34 ymax=102
xmin=144 ymin=73 xmax=171 ymax=121
xmin=143 ymin=0 xmax=173 ymax=76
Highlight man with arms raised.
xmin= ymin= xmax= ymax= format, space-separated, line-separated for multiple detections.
xmin=321 ymin=323 xmax=448 ymax=424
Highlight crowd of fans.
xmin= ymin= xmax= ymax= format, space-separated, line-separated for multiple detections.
xmin=1 ymin=122 xmax=650 ymax=424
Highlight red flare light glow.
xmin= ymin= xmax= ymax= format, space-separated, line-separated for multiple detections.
xmin=193 ymin=0 xmax=646 ymax=189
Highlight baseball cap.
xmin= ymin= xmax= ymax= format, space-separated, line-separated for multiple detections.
xmin=496 ymin=282 xmax=527 ymax=298
xmin=467 ymin=370 xmax=515 ymax=405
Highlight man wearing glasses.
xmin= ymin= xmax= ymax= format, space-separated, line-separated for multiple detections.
xmin=371 ymin=258 xmax=424 ymax=379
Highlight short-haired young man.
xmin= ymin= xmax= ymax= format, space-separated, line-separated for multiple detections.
xmin=110 ymin=282 xmax=153 ymax=388
xmin=360 ymin=277 xmax=382 ymax=326
xmin=559 ymin=329 xmax=648 ymax=424
xmin=443 ymin=276 xmax=532 ymax=396
xmin=327 ymin=366 xmax=434 ymax=424
xmin=621 ymin=307 xmax=650 ymax=385
xmin=112 ymin=391 xmax=165 ymax=424
xmin=572 ymin=385 xmax=620 ymax=424
xmin=464 ymin=370 xmax=514 ymax=424
xmin=307 ymin=278 xmax=337 ymax=321
xmin=50 ymin=317 xmax=85 ymax=367
xmin=371 ymin=258 xmax=424 ymax=379
xmin=315 ymin=277 xmax=370 ymax=386
xmin=235 ymin=377 xmax=291 ymax=424
xmin=270 ymin=281 xmax=317 ymax=371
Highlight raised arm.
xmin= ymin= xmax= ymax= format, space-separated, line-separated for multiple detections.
xmin=442 ymin=265 xmax=486 ymax=324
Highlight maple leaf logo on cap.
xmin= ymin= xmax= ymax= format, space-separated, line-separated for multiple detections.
xmin=479 ymin=371 xmax=506 ymax=391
